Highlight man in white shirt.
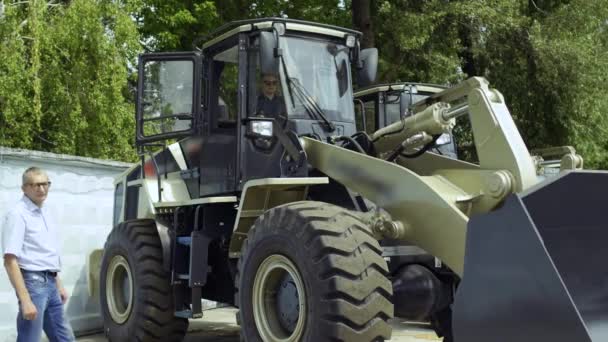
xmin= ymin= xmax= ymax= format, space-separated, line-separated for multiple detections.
xmin=2 ymin=167 xmax=74 ymax=342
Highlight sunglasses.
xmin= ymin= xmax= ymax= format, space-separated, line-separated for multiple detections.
xmin=264 ymin=80 xmax=278 ymax=86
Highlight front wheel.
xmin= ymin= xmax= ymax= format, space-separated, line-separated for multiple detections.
xmin=236 ymin=201 xmax=394 ymax=342
xmin=100 ymin=219 xmax=188 ymax=342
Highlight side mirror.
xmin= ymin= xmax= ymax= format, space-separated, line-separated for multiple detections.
xmin=259 ymin=31 xmax=279 ymax=75
xmin=337 ymin=59 xmax=349 ymax=97
xmin=357 ymin=48 xmax=378 ymax=88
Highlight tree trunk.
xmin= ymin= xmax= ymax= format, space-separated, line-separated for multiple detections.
xmin=458 ymin=23 xmax=477 ymax=78
xmin=352 ymin=0 xmax=374 ymax=48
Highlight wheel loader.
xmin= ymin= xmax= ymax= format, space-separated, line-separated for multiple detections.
xmin=93 ymin=17 xmax=608 ymax=342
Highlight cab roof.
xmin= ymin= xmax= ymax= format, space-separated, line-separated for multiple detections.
xmin=198 ymin=17 xmax=362 ymax=50
xmin=354 ymin=83 xmax=447 ymax=98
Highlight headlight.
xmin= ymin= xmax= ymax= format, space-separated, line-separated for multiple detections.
xmin=250 ymin=120 xmax=274 ymax=137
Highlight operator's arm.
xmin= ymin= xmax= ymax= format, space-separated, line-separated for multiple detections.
xmin=2 ymin=211 xmax=37 ymax=320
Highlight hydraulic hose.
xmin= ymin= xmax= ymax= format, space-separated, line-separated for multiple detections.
xmin=386 ymin=134 xmax=440 ymax=162
xmin=334 ymin=135 xmax=367 ymax=154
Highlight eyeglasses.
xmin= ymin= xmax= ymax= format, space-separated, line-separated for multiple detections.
xmin=264 ymin=80 xmax=278 ymax=86
xmin=27 ymin=182 xmax=52 ymax=189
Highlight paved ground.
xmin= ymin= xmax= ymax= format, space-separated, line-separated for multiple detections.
xmin=75 ymin=307 xmax=442 ymax=342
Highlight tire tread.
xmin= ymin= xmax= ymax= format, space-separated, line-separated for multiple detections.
xmin=236 ymin=201 xmax=393 ymax=342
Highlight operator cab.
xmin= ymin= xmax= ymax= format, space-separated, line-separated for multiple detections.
xmin=133 ymin=18 xmax=377 ymax=198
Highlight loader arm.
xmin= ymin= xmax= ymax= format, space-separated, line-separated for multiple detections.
xmin=302 ymin=77 xmax=542 ymax=276
xmin=305 ymin=76 xmax=608 ymax=342
xmin=372 ymin=77 xmax=539 ymax=192
xmin=303 ymin=137 xmax=469 ymax=275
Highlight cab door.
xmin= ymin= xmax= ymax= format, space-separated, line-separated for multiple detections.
xmin=136 ymin=52 xmax=202 ymax=145
xmin=198 ymin=37 xmax=241 ymax=196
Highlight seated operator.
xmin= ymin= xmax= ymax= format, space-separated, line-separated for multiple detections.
xmin=256 ymin=73 xmax=286 ymax=118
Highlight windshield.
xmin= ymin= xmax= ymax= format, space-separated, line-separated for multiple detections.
xmin=278 ymin=36 xmax=354 ymax=122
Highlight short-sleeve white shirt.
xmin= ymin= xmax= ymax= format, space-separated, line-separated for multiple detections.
xmin=1 ymin=195 xmax=62 ymax=271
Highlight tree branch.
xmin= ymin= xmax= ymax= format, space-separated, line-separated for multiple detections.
xmin=529 ymin=0 xmax=549 ymax=16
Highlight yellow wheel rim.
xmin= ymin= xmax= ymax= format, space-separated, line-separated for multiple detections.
xmin=106 ymin=255 xmax=133 ymax=324
xmin=252 ymin=254 xmax=307 ymax=342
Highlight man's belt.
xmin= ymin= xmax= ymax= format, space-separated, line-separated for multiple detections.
xmin=21 ymin=269 xmax=58 ymax=277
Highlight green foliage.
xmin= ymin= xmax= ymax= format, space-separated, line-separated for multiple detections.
xmin=1 ymin=0 xmax=607 ymax=169
xmin=371 ymin=0 xmax=522 ymax=84
xmin=538 ymin=1 xmax=608 ymax=168
xmin=368 ymin=0 xmax=608 ymax=168
xmin=134 ymin=0 xmax=351 ymax=52
xmin=373 ymin=0 xmax=462 ymax=83
xmin=0 ymin=0 xmax=141 ymax=161
xmin=0 ymin=2 xmax=32 ymax=148
xmin=135 ymin=0 xmax=219 ymax=51
xmin=479 ymin=0 xmax=608 ymax=168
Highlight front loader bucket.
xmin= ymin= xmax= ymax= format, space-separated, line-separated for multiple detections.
xmin=453 ymin=171 xmax=608 ymax=342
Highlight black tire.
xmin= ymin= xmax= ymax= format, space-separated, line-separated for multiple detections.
xmin=100 ymin=219 xmax=188 ymax=342
xmin=236 ymin=201 xmax=393 ymax=342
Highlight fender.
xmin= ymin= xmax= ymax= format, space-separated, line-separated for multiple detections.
xmin=228 ymin=177 xmax=329 ymax=258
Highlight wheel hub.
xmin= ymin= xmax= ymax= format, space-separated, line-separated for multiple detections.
xmin=276 ymin=274 xmax=300 ymax=333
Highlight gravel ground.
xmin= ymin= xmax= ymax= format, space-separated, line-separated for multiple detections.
xmin=74 ymin=307 xmax=442 ymax=342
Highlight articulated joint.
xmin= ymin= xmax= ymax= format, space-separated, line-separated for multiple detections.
xmin=485 ymin=170 xmax=515 ymax=199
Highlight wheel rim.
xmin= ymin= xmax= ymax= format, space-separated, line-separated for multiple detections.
xmin=106 ymin=255 xmax=133 ymax=324
xmin=253 ymin=254 xmax=307 ymax=342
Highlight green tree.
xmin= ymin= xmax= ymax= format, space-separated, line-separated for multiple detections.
xmin=134 ymin=0 xmax=351 ymax=52
xmin=481 ymin=0 xmax=608 ymax=168
xmin=365 ymin=0 xmax=608 ymax=168
xmin=0 ymin=0 xmax=43 ymax=149
xmin=135 ymin=0 xmax=219 ymax=51
xmin=3 ymin=0 xmax=606 ymax=168
xmin=0 ymin=0 xmax=141 ymax=161
xmin=368 ymin=1 xmax=520 ymax=84
xmin=38 ymin=0 xmax=141 ymax=160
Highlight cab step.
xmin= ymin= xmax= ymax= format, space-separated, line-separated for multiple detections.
xmin=174 ymin=309 xmax=203 ymax=319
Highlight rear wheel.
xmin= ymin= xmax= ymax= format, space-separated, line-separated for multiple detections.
xmin=100 ymin=219 xmax=188 ymax=342
xmin=236 ymin=201 xmax=393 ymax=342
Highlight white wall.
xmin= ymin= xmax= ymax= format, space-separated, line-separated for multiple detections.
xmin=0 ymin=147 xmax=131 ymax=340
